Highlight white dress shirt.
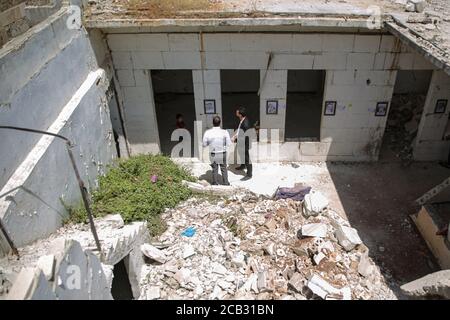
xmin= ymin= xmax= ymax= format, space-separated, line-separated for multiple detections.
xmin=203 ymin=127 xmax=232 ymax=153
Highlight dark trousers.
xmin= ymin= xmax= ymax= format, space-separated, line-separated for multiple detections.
xmin=210 ymin=152 xmax=229 ymax=185
xmin=244 ymin=147 xmax=253 ymax=177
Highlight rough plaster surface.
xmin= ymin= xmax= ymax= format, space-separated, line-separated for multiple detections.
xmin=1 ymin=215 xmax=148 ymax=300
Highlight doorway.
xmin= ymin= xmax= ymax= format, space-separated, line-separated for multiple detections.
xmin=111 ymin=258 xmax=134 ymax=300
xmin=380 ymin=70 xmax=433 ymax=161
xmin=285 ymin=70 xmax=325 ymax=141
xmin=151 ymin=70 xmax=196 ymax=156
xmin=221 ymin=70 xmax=260 ymax=130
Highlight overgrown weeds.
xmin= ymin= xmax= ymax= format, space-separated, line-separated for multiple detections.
xmin=65 ymin=155 xmax=195 ymax=237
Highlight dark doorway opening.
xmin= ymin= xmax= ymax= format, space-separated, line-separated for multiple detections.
xmin=285 ymin=70 xmax=325 ymax=141
xmin=221 ymin=70 xmax=260 ymax=130
xmin=151 ymin=70 xmax=196 ymax=156
xmin=111 ymin=258 xmax=134 ymax=300
xmin=380 ymin=70 xmax=433 ymax=162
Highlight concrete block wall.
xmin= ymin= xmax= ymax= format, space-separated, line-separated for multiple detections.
xmin=7 ymin=240 xmax=112 ymax=300
xmin=0 ymin=8 xmax=97 ymax=189
xmin=107 ymin=32 xmax=439 ymax=161
xmin=0 ymin=7 xmax=116 ymax=254
xmin=0 ymin=69 xmax=115 ymax=252
xmin=414 ymin=70 xmax=450 ymax=161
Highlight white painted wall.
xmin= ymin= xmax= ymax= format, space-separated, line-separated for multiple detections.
xmin=107 ymin=32 xmax=439 ymax=161
xmin=414 ymin=70 xmax=450 ymax=161
xmin=0 ymin=8 xmax=116 ymax=254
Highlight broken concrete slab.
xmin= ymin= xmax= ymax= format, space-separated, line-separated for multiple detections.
xmin=146 ymin=286 xmax=161 ymax=300
xmin=307 ymin=274 xmax=352 ymax=300
xmin=301 ymin=223 xmax=328 ymax=238
xmin=141 ymin=244 xmax=167 ymax=264
xmin=358 ymin=251 xmax=374 ymax=278
xmin=182 ymin=244 xmax=196 ymax=259
xmin=400 ymin=270 xmax=450 ymax=299
xmin=36 ymin=255 xmax=55 ymax=281
xmin=303 ymin=191 xmax=328 ymax=217
xmin=288 ymin=272 xmax=304 ymax=293
xmin=335 ymin=225 xmax=362 ymax=251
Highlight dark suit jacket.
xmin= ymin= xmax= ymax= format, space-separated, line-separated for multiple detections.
xmin=237 ymin=117 xmax=252 ymax=149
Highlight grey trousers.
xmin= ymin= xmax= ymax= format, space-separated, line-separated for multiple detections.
xmin=210 ymin=152 xmax=229 ymax=185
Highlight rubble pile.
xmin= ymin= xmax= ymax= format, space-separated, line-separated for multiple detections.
xmin=138 ymin=189 xmax=397 ymax=300
xmin=384 ymin=94 xmax=426 ymax=161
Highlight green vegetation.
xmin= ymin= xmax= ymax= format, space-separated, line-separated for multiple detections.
xmin=65 ymin=155 xmax=195 ymax=236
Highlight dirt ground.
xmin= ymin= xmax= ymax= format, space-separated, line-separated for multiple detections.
xmin=325 ymin=162 xmax=449 ymax=290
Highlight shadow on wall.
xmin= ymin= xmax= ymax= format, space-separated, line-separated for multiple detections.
xmin=324 ymin=161 xmax=449 ymax=296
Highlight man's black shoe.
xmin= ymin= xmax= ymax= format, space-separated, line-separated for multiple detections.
xmin=235 ymin=165 xmax=245 ymax=170
xmin=240 ymin=175 xmax=252 ymax=181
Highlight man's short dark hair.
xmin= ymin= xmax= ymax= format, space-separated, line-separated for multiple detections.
xmin=176 ymin=113 xmax=183 ymax=119
xmin=213 ymin=116 xmax=221 ymax=127
xmin=237 ymin=107 xmax=247 ymax=117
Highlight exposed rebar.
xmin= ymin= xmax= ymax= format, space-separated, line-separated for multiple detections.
xmin=0 ymin=126 xmax=102 ymax=259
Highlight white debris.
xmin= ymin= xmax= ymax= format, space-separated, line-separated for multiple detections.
xmin=36 ymin=255 xmax=55 ymax=281
xmin=303 ymin=191 xmax=329 ymax=216
xmin=335 ymin=225 xmax=362 ymax=251
xmin=307 ymin=274 xmax=352 ymax=300
xmin=182 ymin=244 xmax=196 ymax=259
xmin=146 ymin=286 xmax=161 ymax=300
xmin=358 ymin=251 xmax=374 ymax=277
xmin=141 ymin=244 xmax=167 ymax=264
xmin=212 ymin=262 xmax=227 ymax=275
xmin=301 ymin=223 xmax=328 ymax=238
xmin=174 ymin=268 xmax=191 ymax=285
xmin=406 ymin=0 xmax=426 ymax=13
xmin=313 ymin=252 xmax=326 ymax=265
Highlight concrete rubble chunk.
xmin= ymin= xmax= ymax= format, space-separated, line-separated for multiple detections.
xmin=335 ymin=225 xmax=362 ymax=251
xmin=174 ymin=268 xmax=191 ymax=285
xmin=288 ymin=272 xmax=304 ymax=293
xmin=146 ymin=286 xmax=161 ymax=300
xmin=141 ymin=244 xmax=167 ymax=264
xmin=400 ymin=270 xmax=450 ymax=299
xmin=303 ymin=191 xmax=328 ymax=217
xmin=301 ymin=223 xmax=328 ymax=238
xmin=182 ymin=244 xmax=196 ymax=259
xmin=406 ymin=0 xmax=426 ymax=13
xmin=37 ymin=255 xmax=55 ymax=281
xmin=313 ymin=252 xmax=326 ymax=265
xmin=7 ymin=268 xmax=37 ymax=300
xmin=212 ymin=262 xmax=227 ymax=275
xmin=358 ymin=251 xmax=374 ymax=278
xmin=307 ymin=274 xmax=352 ymax=300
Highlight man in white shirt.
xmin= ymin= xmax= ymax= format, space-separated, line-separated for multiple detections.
xmin=203 ymin=116 xmax=232 ymax=185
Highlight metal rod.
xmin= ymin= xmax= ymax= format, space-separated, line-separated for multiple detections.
xmin=0 ymin=218 xmax=19 ymax=258
xmin=0 ymin=126 xmax=102 ymax=258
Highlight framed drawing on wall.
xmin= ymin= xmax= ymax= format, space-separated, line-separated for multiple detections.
xmin=324 ymin=101 xmax=336 ymax=116
xmin=375 ymin=102 xmax=389 ymax=117
xmin=266 ymin=100 xmax=278 ymax=115
xmin=434 ymin=99 xmax=448 ymax=114
xmin=204 ymin=99 xmax=216 ymax=115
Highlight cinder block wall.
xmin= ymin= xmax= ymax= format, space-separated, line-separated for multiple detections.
xmin=0 ymin=8 xmax=116 ymax=254
xmin=107 ymin=32 xmax=440 ymax=161
xmin=413 ymin=70 xmax=450 ymax=161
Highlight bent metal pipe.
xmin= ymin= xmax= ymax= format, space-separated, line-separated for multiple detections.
xmin=0 ymin=126 xmax=103 ymax=260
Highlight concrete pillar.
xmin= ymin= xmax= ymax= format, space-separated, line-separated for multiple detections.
xmin=122 ymin=69 xmax=160 ymax=155
xmin=414 ymin=70 xmax=450 ymax=161
xmin=192 ymin=70 xmax=222 ymax=132
xmin=259 ymin=69 xmax=287 ymax=142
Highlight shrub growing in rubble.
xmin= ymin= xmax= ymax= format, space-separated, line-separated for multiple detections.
xmin=67 ymin=155 xmax=195 ymax=236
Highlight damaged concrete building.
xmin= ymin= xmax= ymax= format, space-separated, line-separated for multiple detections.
xmin=0 ymin=0 xmax=450 ymax=300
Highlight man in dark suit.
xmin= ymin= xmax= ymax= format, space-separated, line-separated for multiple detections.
xmin=232 ymin=107 xmax=253 ymax=181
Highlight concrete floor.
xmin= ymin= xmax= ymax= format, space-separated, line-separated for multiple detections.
xmin=177 ymin=158 xmax=450 ymax=295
